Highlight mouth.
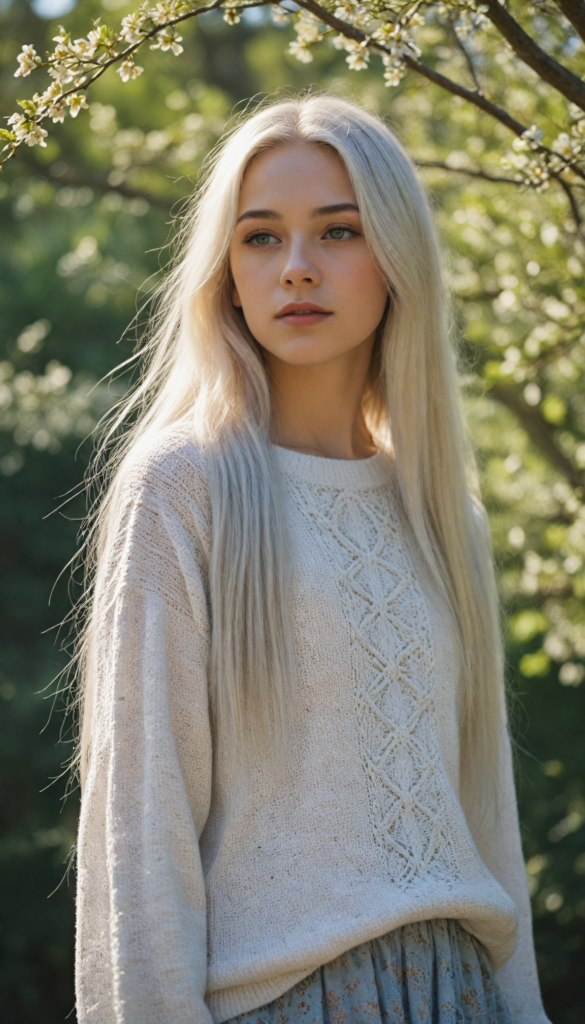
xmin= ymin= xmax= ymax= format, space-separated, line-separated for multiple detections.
xmin=276 ymin=304 xmax=333 ymax=327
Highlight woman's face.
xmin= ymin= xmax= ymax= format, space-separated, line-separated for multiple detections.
xmin=228 ymin=142 xmax=389 ymax=368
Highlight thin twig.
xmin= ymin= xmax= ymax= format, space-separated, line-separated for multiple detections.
xmin=418 ymin=158 xmax=583 ymax=227
xmin=554 ymin=0 xmax=585 ymax=44
xmin=19 ymin=155 xmax=174 ymax=208
xmin=449 ymin=19 xmax=483 ymax=95
xmin=554 ymin=173 xmax=583 ymax=229
xmin=416 ymin=160 xmax=521 ymax=185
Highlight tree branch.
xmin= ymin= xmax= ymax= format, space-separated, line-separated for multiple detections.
xmin=555 ymin=172 xmax=583 ymax=230
xmin=483 ymin=0 xmax=585 ymax=112
xmin=416 ymin=160 xmax=522 ymax=184
xmin=449 ymin=19 xmax=483 ymax=95
xmin=1 ymin=0 xmax=231 ymax=166
xmin=298 ymin=0 xmax=529 ymax=135
xmin=16 ymin=152 xmax=173 ymax=207
xmin=491 ymin=384 xmax=583 ymax=491
xmin=297 ymin=0 xmax=585 ymax=186
xmin=72 ymin=0 xmax=228 ymax=94
xmin=417 ymin=159 xmax=582 ymax=234
xmin=554 ymin=0 xmax=585 ymax=45
xmin=48 ymin=163 xmax=173 ymax=208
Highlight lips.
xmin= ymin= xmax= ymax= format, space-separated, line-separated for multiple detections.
xmin=276 ymin=302 xmax=333 ymax=326
xmin=276 ymin=302 xmax=331 ymax=317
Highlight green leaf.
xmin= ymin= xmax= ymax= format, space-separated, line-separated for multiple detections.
xmin=484 ymin=360 xmax=514 ymax=382
xmin=511 ymin=610 xmax=549 ymax=643
xmin=519 ymin=650 xmax=551 ymax=678
xmin=541 ymin=394 xmax=567 ymax=425
xmin=544 ymin=524 xmax=566 ymax=550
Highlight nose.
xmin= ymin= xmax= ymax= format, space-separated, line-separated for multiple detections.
xmin=279 ymin=234 xmax=321 ymax=288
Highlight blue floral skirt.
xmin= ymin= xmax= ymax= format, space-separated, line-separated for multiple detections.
xmin=227 ymin=918 xmax=513 ymax=1024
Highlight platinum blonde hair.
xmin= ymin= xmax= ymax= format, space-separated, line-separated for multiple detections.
xmin=78 ymin=92 xmax=505 ymax=827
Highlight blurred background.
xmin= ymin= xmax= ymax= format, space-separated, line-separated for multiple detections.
xmin=1 ymin=1 xmax=584 ymax=1021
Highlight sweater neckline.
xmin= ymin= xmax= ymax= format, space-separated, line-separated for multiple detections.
xmin=272 ymin=443 xmax=394 ymax=489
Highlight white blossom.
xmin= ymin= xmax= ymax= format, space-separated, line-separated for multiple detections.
xmin=24 ymin=124 xmax=48 ymax=147
xmin=52 ymin=42 xmax=72 ymax=61
xmin=40 ymin=81 xmax=63 ymax=105
xmin=87 ymin=27 xmax=104 ymax=49
xmin=223 ymin=8 xmax=241 ymax=25
xmin=294 ymin=11 xmax=322 ymax=44
xmin=344 ymin=40 xmax=370 ymax=70
xmin=373 ymin=22 xmax=421 ymax=60
xmin=52 ymin=26 xmax=69 ymax=46
xmin=47 ymin=63 xmax=76 ymax=86
xmin=72 ymin=38 xmax=98 ymax=58
xmin=48 ymin=102 xmax=67 ymax=123
xmin=150 ymin=1 xmax=183 ymax=26
xmin=454 ymin=7 xmax=488 ymax=38
xmin=524 ymin=157 xmax=551 ymax=191
xmin=552 ymin=132 xmax=582 ymax=160
xmin=150 ymin=28 xmax=184 ymax=55
xmin=7 ymin=113 xmax=30 ymax=140
xmin=117 ymin=58 xmax=144 ymax=82
xmin=7 ymin=113 xmax=49 ymax=147
xmin=382 ymin=62 xmax=406 ymax=87
xmin=332 ymin=34 xmax=348 ymax=50
xmin=513 ymin=125 xmax=544 ymax=152
xmin=67 ymin=94 xmax=89 ymax=118
xmin=288 ymin=39 xmax=314 ymax=63
xmin=271 ymin=6 xmax=291 ymax=25
xmin=502 ymin=151 xmax=529 ymax=171
xmin=121 ymin=12 xmax=147 ymax=45
xmin=333 ymin=3 xmax=371 ymax=29
xmin=15 ymin=45 xmax=42 ymax=79
xmin=346 ymin=50 xmax=369 ymax=70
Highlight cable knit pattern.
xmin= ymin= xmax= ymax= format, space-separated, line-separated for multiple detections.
xmin=75 ymin=426 xmax=550 ymax=1024
xmin=284 ymin=477 xmax=465 ymax=891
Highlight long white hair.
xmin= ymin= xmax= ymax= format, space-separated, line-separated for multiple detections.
xmin=78 ymin=91 xmax=505 ymax=827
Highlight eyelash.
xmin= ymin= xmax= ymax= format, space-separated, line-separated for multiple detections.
xmin=243 ymin=224 xmax=359 ymax=246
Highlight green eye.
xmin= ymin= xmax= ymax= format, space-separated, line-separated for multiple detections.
xmin=326 ymin=227 xmax=352 ymax=240
xmin=250 ymin=233 xmax=274 ymax=246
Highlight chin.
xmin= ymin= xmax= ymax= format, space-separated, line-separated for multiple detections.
xmin=266 ymin=337 xmax=347 ymax=366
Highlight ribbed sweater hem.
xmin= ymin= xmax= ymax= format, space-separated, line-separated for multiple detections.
xmin=206 ymin=894 xmax=517 ymax=1023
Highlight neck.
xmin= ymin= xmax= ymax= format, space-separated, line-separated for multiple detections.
xmin=267 ymin=333 xmax=377 ymax=461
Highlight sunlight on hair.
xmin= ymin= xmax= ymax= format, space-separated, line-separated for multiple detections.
xmin=77 ymin=92 xmax=505 ymax=831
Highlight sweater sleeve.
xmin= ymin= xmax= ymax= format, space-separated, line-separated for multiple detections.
xmin=465 ymin=501 xmax=550 ymax=1023
xmin=75 ymin=441 xmax=214 ymax=1024
xmin=471 ymin=720 xmax=550 ymax=1024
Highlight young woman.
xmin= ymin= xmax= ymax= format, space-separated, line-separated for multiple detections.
xmin=75 ymin=93 xmax=550 ymax=1024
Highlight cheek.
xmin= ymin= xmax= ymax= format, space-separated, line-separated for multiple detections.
xmin=336 ymin=253 xmax=387 ymax=311
xmin=232 ymin=258 xmax=273 ymax=308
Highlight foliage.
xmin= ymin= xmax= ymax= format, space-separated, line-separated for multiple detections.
xmin=0 ymin=1 xmax=584 ymax=1022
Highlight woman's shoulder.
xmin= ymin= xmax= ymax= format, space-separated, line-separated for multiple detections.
xmin=116 ymin=422 xmax=211 ymax=516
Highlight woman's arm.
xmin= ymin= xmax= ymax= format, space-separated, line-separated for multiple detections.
xmin=75 ymin=438 xmax=214 ymax=1024
xmin=471 ymin=711 xmax=551 ymax=1024
xmin=465 ymin=501 xmax=551 ymax=1023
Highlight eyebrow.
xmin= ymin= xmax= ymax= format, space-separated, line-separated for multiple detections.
xmin=235 ymin=202 xmax=360 ymax=224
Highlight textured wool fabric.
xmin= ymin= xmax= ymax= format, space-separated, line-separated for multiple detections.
xmin=75 ymin=426 xmax=550 ymax=1024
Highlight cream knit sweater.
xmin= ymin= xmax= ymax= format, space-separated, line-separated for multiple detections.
xmin=75 ymin=426 xmax=549 ymax=1024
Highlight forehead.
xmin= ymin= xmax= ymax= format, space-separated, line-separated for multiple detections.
xmin=237 ymin=142 xmax=356 ymax=210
